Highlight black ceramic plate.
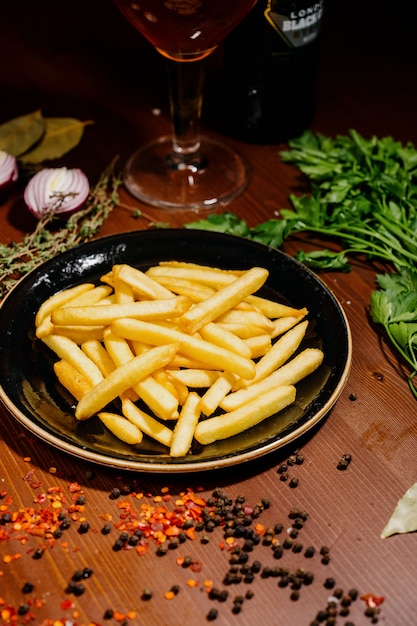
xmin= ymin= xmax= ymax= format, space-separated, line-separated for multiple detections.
xmin=0 ymin=230 xmax=351 ymax=472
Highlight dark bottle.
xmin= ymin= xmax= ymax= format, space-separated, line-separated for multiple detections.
xmin=222 ymin=0 xmax=324 ymax=143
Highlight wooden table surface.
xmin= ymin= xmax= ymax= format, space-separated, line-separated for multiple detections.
xmin=1 ymin=1 xmax=417 ymax=624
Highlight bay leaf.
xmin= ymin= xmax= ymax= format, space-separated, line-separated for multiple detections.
xmin=0 ymin=110 xmax=45 ymax=156
xmin=20 ymin=117 xmax=94 ymax=164
xmin=381 ymin=482 xmax=417 ymax=538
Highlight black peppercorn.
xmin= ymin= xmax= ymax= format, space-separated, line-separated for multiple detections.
xmin=206 ymin=608 xmax=218 ymax=621
xmin=141 ymin=588 xmax=153 ymax=600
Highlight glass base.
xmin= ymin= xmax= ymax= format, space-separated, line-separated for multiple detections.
xmin=123 ymin=135 xmax=249 ymax=211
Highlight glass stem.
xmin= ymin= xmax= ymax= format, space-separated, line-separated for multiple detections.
xmin=165 ymin=58 xmax=208 ymax=171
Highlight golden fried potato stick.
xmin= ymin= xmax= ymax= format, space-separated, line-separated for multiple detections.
xmin=170 ymin=391 xmax=201 ymax=457
xmin=220 ymin=348 xmax=324 ymax=412
xmin=42 ymin=334 xmax=104 ymax=386
xmin=168 ymin=369 xmax=221 ymax=388
xmin=199 ymin=371 xmax=237 ymax=417
xmin=51 ymin=296 xmax=191 ymax=326
xmin=122 ymin=398 xmax=174 ymax=447
xmin=103 ymin=329 xmax=179 ymax=420
xmin=248 ymin=319 xmax=309 ymax=385
xmin=35 ymin=283 xmax=95 ymax=329
xmin=53 ymin=325 xmax=106 ymax=344
xmin=272 ymin=314 xmax=308 ymax=338
xmin=243 ymin=334 xmax=272 ymax=358
xmin=195 ymin=385 xmax=296 ymax=445
xmin=214 ymin=309 xmax=274 ymax=332
xmin=146 ymin=264 xmax=242 ymax=288
xmin=115 ymin=264 xmax=175 ymax=299
xmin=245 ymin=295 xmax=308 ymax=319
xmin=150 ymin=275 xmax=216 ymax=302
xmin=199 ymin=322 xmax=252 ymax=359
xmin=111 ymin=318 xmax=256 ymax=381
xmin=75 ymin=343 xmax=179 ymax=420
xmin=81 ymin=339 xmax=116 ymax=377
xmin=53 ymin=359 xmax=93 ymax=401
xmin=98 ymin=411 xmax=143 ymax=444
xmin=177 ymin=267 xmax=269 ymax=334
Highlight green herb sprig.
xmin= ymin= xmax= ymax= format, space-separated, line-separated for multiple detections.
xmin=185 ymin=130 xmax=417 ymax=398
xmin=0 ymin=160 xmax=122 ymax=303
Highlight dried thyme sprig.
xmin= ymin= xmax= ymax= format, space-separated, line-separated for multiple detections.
xmin=0 ymin=159 xmax=122 ymax=303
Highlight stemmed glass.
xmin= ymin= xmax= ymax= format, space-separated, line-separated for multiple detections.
xmin=114 ymin=0 xmax=257 ymax=211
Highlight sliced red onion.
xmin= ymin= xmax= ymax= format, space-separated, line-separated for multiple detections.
xmin=0 ymin=150 xmax=18 ymax=192
xmin=24 ymin=167 xmax=90 ymax=219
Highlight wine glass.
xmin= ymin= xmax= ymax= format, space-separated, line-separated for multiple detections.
xmin=114 ymin=0 xmax=258 ymax=211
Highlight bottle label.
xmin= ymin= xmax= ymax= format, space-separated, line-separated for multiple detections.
xmin=265 ymin=0 xmax=324 ymax=48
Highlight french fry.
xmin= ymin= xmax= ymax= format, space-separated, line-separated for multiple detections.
xmin=98 ymin=411 xmax=143 ymax=444
xmin=245 ymin=295 xmax=308 ymax=319
xmin=199 ymin=322 xmax=252 ymax=358
xmin=146 ymin=264 xmax=241 ymax=288
xmin=103 ymin=329 xmax=179 ymax=420
xmin=272 ymin=314 xmax=308 ymax=338
xmin=249 ymin=320 xmax=309 ymax=385
xmin=41 ymin=334 xmax=104 ymax=386
xmin=51 ymin=296 xmax=191 ymax=326
xmin=53 ymin=325 xmax=105 ymax=343
xmin=113 ymin=265 xmax=135 ymax=304
xmin=215 ymin=309 xmax=274 ymax=332
xmin=199 ymin=371 xmax=237 ymax=416
xmin=177 ymin=267 xmax=269 ymax=334
xmin=195 ymin=385 xmax=296 ymax=445
xmin=115 ymin=264 xmax=175 ymax=299
xmin=35 ymin=283 xmax=95 ymax=328
xmin=81 ymin=339 xmax=116 ymax=377
xmin=68 ymin=285 xmax=113 ymax=306
xmin=122 ymin=398 xmax=174 ymax=447
xmin=150 ymin=275 xmax=216 ymax=302
xmin=75 ymin=343 xmax=179 ymax=420
xmin=168 ymin=369 xmax=221 ymax=388
xmin=243 ymin=334 xmax=272 ymax=358
xmin=170 ymin=391 xmax=201 ymax=457
xmin=54 ymin=359 xmax=93 ymax=401
xmin=216 ymin=323 xmax=268 ymax=339
xmin=220 ymin=348 xmax=324 ymax=412
xmin=111 ymin=318 xmax=256 ymax=381
xmin=157 ymin=260 xmax=244 ymax=275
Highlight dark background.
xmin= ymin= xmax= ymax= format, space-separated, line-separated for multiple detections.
xmin=1 ymin=0 xmax=416 ymax=181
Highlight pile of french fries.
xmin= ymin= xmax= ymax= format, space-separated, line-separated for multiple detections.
xmin=34 ymin=261 xmax=324 ymax=457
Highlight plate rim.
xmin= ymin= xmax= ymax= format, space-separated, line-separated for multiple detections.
xmin=0 ymin=229 xmax=352 ymax=472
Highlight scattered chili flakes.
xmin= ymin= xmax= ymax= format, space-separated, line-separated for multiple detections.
xmin=360 ymin=592 xmax=385 ymax=608
xmin=3 ymin=553 xmax=22 ymax=564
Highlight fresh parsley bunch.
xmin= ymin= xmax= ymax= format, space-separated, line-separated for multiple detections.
xmin=186 ymin=129 xmax=417 ymax=397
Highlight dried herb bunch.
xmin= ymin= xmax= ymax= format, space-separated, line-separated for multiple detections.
xmin=0 ymin=160 xmax=122 ymax=303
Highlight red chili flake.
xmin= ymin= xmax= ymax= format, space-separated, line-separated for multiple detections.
xmin=29 ymin=481 xmax=43 ymax=489
xmin=60 ymin=598 xmax=74 ymax=610
xmin=190 ymin=559 xmax=203 ymax=573
xmin=68 ymin=482 xmax=82 ymax=494
xmin=360 ymin=593 xmax=385 ymax=608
